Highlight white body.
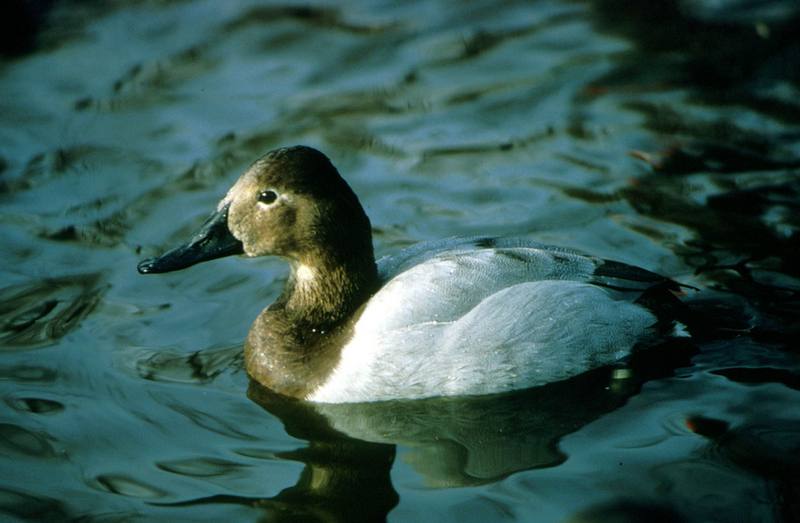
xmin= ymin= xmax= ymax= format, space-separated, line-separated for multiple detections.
xmin=308 ymin=239 xmax=658 ymax=403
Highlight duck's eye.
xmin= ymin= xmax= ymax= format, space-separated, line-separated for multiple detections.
xmin=258 ymin=190 xmax=278 ymax=205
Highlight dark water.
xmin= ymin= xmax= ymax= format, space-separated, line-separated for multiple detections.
xmin=1 ymin=0 xmax=799 ymax=521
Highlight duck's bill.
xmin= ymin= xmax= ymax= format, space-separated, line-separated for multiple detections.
xmin=137 ymin=205 xmax=244 ymax=274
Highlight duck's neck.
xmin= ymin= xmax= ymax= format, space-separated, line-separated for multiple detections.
xmin=245 ymin=248 xmax=378 ymax=398
xmin=280 ymin=249 xmax=379 ymax=328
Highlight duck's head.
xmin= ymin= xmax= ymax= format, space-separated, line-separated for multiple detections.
xmin=138 ymin=146 xmax=375 ymax=274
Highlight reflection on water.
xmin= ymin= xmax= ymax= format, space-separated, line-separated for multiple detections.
xmin=148 ymin=343 xmax=688 ymax=522
xmin=1 ymin=0 xmax=799 ymax=521
xmin=306 ymin=345 xmax=689 ymax=483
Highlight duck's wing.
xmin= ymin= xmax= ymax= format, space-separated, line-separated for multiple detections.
xmin=377 ymin=236 xmax=581 ymax=280
xmin=378 ymin=236 xmax=674 ymax=291
xmin=368 ymin=237 xmax=676 ymax=332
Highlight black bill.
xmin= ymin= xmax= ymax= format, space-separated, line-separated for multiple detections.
xmin=137 ymin=204 xmax=244 ymax=274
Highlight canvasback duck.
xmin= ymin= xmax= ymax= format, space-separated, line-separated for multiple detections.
xmin=138 ymin=146 xmax=684 ymax=403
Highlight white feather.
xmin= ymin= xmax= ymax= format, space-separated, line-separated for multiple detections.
xmin=308 ymin=247 xmax=657 ymax=403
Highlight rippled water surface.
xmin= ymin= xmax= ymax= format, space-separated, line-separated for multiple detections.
xmin=2 ymin=1 xmax=799 ymax=521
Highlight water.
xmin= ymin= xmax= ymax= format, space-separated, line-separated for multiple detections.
xmin=1 ymin=0 xmax=799 ymax=521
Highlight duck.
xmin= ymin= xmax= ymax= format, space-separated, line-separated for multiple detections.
xmin=138 ymin=145 xmax=686 ymax=403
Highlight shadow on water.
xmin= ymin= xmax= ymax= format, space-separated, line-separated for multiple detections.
xmin=144 ymin=341 xmax=694 ymax=522
xmin=568 ymin=0 xmax=800 ymax=348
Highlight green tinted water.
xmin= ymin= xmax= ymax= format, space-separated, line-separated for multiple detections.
xmin=1 ymin=1 xmax=799 ymax=521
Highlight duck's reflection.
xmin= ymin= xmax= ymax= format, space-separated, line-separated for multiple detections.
xmin=160 ymin=341 xmax=692 ymax=522
xmin=252 ymin=367 xmax=627 ymax=489
xmin=246 ymin=387 xmax=399 ymax=522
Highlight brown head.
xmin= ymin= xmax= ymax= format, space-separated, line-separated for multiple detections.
xmin=138 ymin=145 xmax=376 ymax=279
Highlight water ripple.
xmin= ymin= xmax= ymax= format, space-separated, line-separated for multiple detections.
xmin=0 ymin=273 xmax=105 ymax=349
xmin=156 ymin=456 xmax=249 ymax=478
xmin=91 ymin=474 xmax=167 ymax=499
xmin=5 ymin=396 xmax=64 ymax=414
xmin=133 ymin=344 xmax=242 ymax=384
xmin=0 ymin=423 xmax=58 ymax=458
